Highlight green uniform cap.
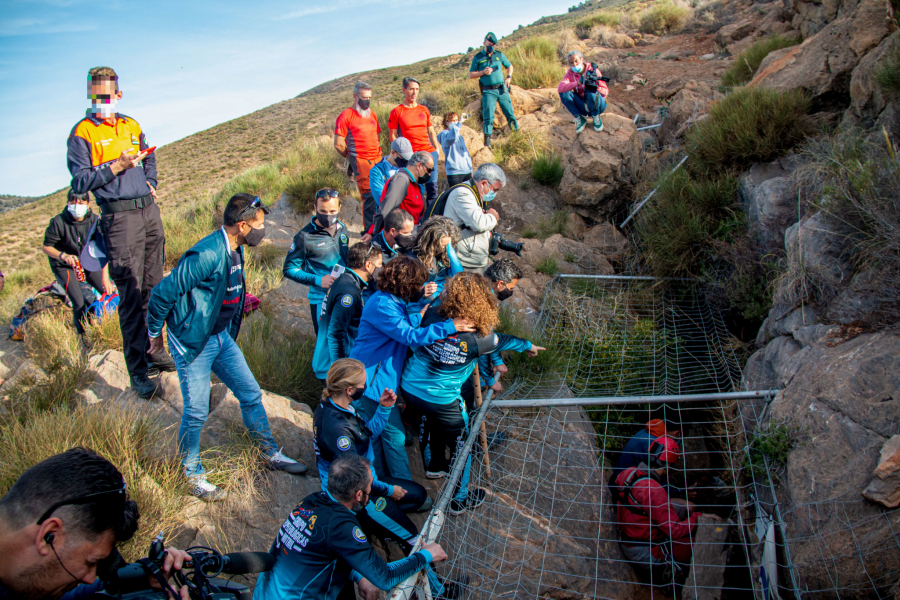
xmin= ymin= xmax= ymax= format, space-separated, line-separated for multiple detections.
xmin=485 ymin=32 xmax=498 ymax=44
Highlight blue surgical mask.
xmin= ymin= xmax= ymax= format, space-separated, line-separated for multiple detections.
xmin=572 ymin=64 xmax=583 ymax=73
xmin=483 ymin=190 xmax=497 ymax=202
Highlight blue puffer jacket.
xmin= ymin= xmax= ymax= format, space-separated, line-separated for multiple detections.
xmin=349 ymin=291 xmax=457 ymax=399
xmin=147 ymin=228 xmax=244 ymax=365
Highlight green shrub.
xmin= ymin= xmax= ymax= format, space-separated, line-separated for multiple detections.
xmin=686 ymin=87 xmax=811 ymax=174
xmin=535 ymin=255 xmax=560 ymax=275
xmin=237 ymin=314 xmax=320 ymax=408
xmin=639 ymin=2 xmax=691 ymax=34
xmin=280 ymin=142 xmax=352 ymax=215
xmin=636 ymin=169 xmax=739 ymax=276
xmin=720 ymin=35 xmax=800 ymax=87
xmin=509 ymin=37 xmax=567 ymax=90
xmin=521 ymin=210 xmax=569 ymax=239
xmin=495 ymin=306 xmax=562 ymax=383
xmin=575 ymin=11 xmax=622 ymax=38
xmin=743 ymin=421 xmax=800 ymax=483
xmin=162 ymin=198 xmax=220 ymax=269
xmin=494 ymin=129 xmax=538 ymax=168
xmin=875 ymin=43 xmax=900 ymax=100
xmin=531 ymin=152 xmax=566 ymax=187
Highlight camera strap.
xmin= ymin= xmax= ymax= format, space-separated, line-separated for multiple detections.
xmin=135 ymin=557 xmax=183 ymax=599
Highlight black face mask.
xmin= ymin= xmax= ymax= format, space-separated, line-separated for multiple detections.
xmin=357 ymin=98 xmax=371 ymax=110
xmin=350 ymin=386 xmax=365 ymax=401
xmin=416 ymin=170 xmax=431 ymax=185
xmin=394 ymin=157 xmax=409 ymax=168
xmin=497 ymin=288 xmax=514 ymax=301
xmin=394 ymin=233 xmax=415 ymax=250
xmin=408 ymin=288 xmax=425 ymax=303
xmin=317 ymin=213 xmax=338 ymax=228
xmin=243 ymin=225 xmax=266 ymax=247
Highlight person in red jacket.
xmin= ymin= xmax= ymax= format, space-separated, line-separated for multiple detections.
xmin=615 ymin=437 xmax=720 ymax=582
xmin=371 ymin=151 xmax=433 ymax=236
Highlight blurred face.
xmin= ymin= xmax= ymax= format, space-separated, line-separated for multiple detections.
xmin=567 ymin=54 xmax=584 ymax=70
xmin=404 ymin=82 xmax=419 ymax=104
xmin=87 ymin=78 xmax=121 ymax=119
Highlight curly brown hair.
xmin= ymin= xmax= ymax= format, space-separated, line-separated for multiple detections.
xmin=376 ymin=255 xmax=428 ymax=301
xmin=414 ymin=215 xmax=461 ymax=272
xmin=442 ymin=112 xmax=460 ymax=129
xmin=438 ymin=272 xmax=499 ymax=337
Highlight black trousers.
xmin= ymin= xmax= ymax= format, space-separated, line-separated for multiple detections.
xmin=447 ymin=173 xmax=472 ymax=187
xmin=356 ymin=475 xmax=427 ymax=551
xmin=100 ymin=201 xmax=164 ymax=377
xmin=403 ymin=389 xmax=466 ymax=474
xmin=51 ymin=263 xmax=104 ymax=335
xmin=310 ymin=302 xmax=320 ymax=335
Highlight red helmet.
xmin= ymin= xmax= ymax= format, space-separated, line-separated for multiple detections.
xmin=649 ymin=435 xmax=680 ymax=465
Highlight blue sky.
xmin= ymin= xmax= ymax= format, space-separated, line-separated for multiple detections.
xmin=0 ymin=0 xmax=572 ymax=197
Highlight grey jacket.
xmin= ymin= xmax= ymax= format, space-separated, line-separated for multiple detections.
xmin=443 ymin=185 xmax=497 ymax=268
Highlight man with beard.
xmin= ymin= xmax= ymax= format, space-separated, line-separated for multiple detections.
xmin=0 ymin=447 xmax=189 ymax=600
xmin=334 ymin=82 xmax=382 ymax=234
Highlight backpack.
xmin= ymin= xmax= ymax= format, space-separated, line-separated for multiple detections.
xmin=88 ymin=293 xmax=120 ymax=318
xmin=422 ymin=181 xmax=478 ymax=222
xmin=614 ymin=468 xmax=654 ymax=517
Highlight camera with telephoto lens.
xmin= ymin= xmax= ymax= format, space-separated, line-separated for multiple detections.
xmin=582 ymin=63 xmax=611 ymax=93
xmin=489 ymin=232 xmax=524 ymax=256
xmin=92 ymin=533 xmax=273 ymax=600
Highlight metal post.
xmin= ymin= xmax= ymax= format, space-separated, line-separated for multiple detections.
xmin=471 ymin=370 xmax=492 ymax=479
xmin=492 ymin=390 xmax=779 ymax=409
xmin=620 ymin=154 xmax=689 ymax=228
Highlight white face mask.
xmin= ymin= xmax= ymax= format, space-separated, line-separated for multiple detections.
xmin=89 ymin=99 xmax=117 ymax=118
xmin=67 ymin=204 xmax=89 ymax=219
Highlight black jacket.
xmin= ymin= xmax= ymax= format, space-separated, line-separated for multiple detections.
xmin=43 ymin=208 xmax=99 ymax=270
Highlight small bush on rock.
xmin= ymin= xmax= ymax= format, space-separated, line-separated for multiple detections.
xmin=531 ymin=153 xmax=566 ymax=187
xmin=875 ymin=44 xmax=900 ymax=100
xmin=720 ymin=35 xmax=800 ymax=87
xmin=575 ymin=11 xmax=622 ymax=38
xmin=639 ymin=2 xmax=691 ymax=35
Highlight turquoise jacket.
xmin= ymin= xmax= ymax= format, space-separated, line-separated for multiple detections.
xmin=147 ymin=228 xmax=245 ymax=365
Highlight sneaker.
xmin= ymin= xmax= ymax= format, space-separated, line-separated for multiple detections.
xmin=436 ymin=575 xmax=470 ymax=600
xmin=414 ymin=496 xmax=434 ymax=513
xmin=449 ymin=488 xmax=487 ymax=515
xmin=189 ymin=476 xmax=228 ymax=502
xmin=147 ymin=350 xmax=176 ymax=373
xmin=593 ymin=114 xmax=604 ymax=132
xmin=484 ymin=133 xmax=492 ymax=148
xmin=425 ymin=469 xmax=450 ymax=479
xmin=575 ymin=115 xmax=587 ymax=134
xmin=130 ymin=374 xmax=158 ymax=399
xmin=268 ymin=448 xmax=308 ymax=475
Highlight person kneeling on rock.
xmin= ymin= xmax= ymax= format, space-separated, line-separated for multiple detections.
xmin=558 ymin=50 xmax=609 ymax=134
xmin=147 ymin=193 xmax=308 ymax=502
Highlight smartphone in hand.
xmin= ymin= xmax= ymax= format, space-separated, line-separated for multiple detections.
xmin=331 ymin=265 xmax=345 ymax=277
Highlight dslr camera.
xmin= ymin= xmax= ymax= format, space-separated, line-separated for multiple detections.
xmin=582 ymin=63 xmax=611 ymax=93
xmin=93 ymin=534 xmax=273 ymax=600
xmin=489 ymin=232 xmax=524 ymax=256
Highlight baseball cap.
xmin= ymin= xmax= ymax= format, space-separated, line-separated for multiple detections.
xmin=79 ymin=220 xmax=108 ymax=272
xmin=650 ymin=435 xmax=680 ymax=466
xmin=390 ymin=137 xmax=414 ymax=160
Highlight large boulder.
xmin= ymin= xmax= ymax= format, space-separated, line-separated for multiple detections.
xmin=558 ymin=114 xmax=642 ymax=220
xmin=716 ymin=19 xmax=757 ymax=46
xmin=842 ymin=30 xmax=900 ymax=128
xmin=762 ymin=329 xmax=900 ymax=596
xmin=738 ymin=156 xmax=801 ymax=254
xmin=751 ymin=0 xmax=895 ymax=112
xmin=518 ymin=234 xmax=615 ymax=276
xmin=863 ymin=435 xmax=900 ymax=508
xmin=264 ymin=279 xmax=316 ymax=337
xmin=464 ymin=85 xmax=555 ymax=131
xmin=582 ymin=222 xmax=630 ymax=259
xmin=658 ymin=89 xmax=707 ymax=147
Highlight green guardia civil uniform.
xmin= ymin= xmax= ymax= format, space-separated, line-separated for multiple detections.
xmin=469 ymin=45 xmax=518 ymax=136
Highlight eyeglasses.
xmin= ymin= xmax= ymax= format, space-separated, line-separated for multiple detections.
xmin=315 ymin=189 xmax=340 ymax=199
xmin=236 ymin=195 xmax=270 ymax=223
xmin=36 ymin=483 xmax=127 ymax=525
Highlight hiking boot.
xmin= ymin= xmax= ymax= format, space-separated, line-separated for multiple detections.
xmin=425 ymin=468 xmax=450 ymax=479
xmin=574 ymin=115 xmax=588 ymax=133
xmin=131 ymin=374 xmax=158 ymax=399
xmin=147 ymin=350 xmax=176 ymax=373
xmin=436 ymin=575 xmax=470 ymax=600
xmin=189 ymin=475 xmax=228 ymax=502
xmin=593 ymin=114 xmax=604 ymax=132
xmin=267 ymin=448 xmax=308 ymax=475
xmin=449 ymin=488 xmax=487 ymax=515
xmin=484 ymin=133 xmax=492 ymax=148
xmin=414 ymin=496 xmax=434 ymax=513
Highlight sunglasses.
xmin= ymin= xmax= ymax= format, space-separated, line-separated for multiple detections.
xmin=316 ymin=189 xmax=340 ymax=199
xmin=236 ymin=195 xmax=270 ymax=223
xmin=37 ymin=483 xmax=127 ymax=525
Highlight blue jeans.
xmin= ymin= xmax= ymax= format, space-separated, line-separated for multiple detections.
xmin=354 ymin=398 xmax=413 ymax=481
xmin=425 ymin=150 xmax=439 ymax=207
xmin=170 ymin=330 xmax=278 ymax=478
xmin=559 ymin=90 xmax=607 ymax=119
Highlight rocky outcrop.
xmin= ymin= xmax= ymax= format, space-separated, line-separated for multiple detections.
xmin=863 ymin=435 xmax=900 ymax=508
xmin=558 ymin=114 xmax=642 ymax=220
xmin=751 ymin=0 xmax=895 ymax=112
xmin=842 ymin=31 xmax=900 ymax=129
xmin=582 ymin=222 xmax=630 ymax=260
xmin=464 ymin=85 xmax=555 ymax=132
xmin=658 ymin=88 xmax=707 ymax=146
xmin=738 ymin=156 xmax=801 ymax=254
xmin=519 ymin=233 xmax=615 ymax=276
xmin=716 ymin=19 xmax=756 ymax=47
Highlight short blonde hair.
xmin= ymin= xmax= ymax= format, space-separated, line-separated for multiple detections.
xmin=322 ymin=358 xmax=366 ymax=402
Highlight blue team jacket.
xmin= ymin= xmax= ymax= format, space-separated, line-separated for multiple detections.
xmin=349 ymin=291 xmax=457 ymax=399
xmin=283 ymin=217 xmax=350 ymax=304
xmin=404 ymin=243 xmax=464 ymax=316
xmin=312 ymin=270 xmax=370 ymax=379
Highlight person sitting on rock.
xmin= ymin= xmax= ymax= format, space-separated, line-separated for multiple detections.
xmin=400 ymin=272 xmax=543 ymax=515
xmin=147 ymin=193 xmax=308 ymax=501
xmin=308 ymin=361 xmax=465 ymax=599
xmin=283 ymin=188 xmax=350 ymax=336
xmin=558 ymin=50 xmax=609 ymax=134
xmin=437 ymin=112 xmax=473 ymax=187
xmin=312 ymin=242 xmax=381 ymax=383
xmin=442 ymin=163 xmax=504 ymax=272
xmin=254 ymin=453 xmax=451 ymax=600
xmin=41 ymin=189 xmax=115 ymax=339
xmin=370 ymin=151 xmax=434 ymax=238
xmin=371 ymin=208 xmax=416 ymax=263
xmin=615 ymin=443 xmax=720 ymax=584
xmin=349 ymin=256 xmax=475 ymax=482
xmin=403 ymin=215 xmax=464 ymax=317
xmin=368 ymin=137 xmax=414 ymax=216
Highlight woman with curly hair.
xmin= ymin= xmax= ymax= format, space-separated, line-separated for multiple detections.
xmin=406 ymin=215 xmax=464 ymax=316
xmin=350 ymin=256 xmax=476 ymax=482
xmin=399 ymin=272 xmax=545 ymax=515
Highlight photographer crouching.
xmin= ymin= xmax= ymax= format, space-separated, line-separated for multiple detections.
xmin=557 ymin=50 xmax=609 ymax=134
xmin=0 ymin=447 xmax=189 ymax=600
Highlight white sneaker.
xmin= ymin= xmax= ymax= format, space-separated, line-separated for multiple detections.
xmin=189 ymin=475 xmax=227 ymax=502
xmin=268 ymin=448 xmax=309 ymax=475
